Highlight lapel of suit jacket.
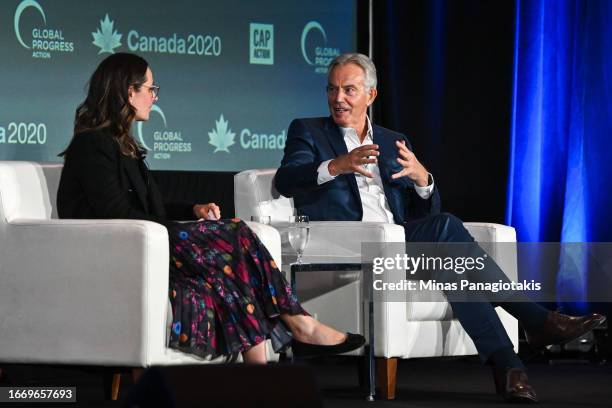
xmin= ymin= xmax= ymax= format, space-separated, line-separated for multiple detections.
xmin=121 ymin=155 xmax=150 ymax=213
xmin=372 ymin=124 xmax=393 ymax=182
xmin=373 ymin=126 xmax=413 ymax=190
xmin=324 ymin=117 xmax=360 ymax=202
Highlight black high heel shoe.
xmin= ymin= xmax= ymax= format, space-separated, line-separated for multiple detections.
xmin=292 ymin=333 xmax=366 ymax=358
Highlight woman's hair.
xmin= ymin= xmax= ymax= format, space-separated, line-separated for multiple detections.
xmin=62 ymin=52 xmax=149 ymax=158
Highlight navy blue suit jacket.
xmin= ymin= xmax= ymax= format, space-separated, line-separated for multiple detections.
xmin=275 ymin=117 xmax=441 ymax=224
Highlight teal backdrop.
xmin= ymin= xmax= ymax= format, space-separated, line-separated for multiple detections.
xmin=0 ymin=0 xmax=357 ymax=171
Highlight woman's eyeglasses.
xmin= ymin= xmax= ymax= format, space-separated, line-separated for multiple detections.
xmin=141 ymin=84 xmax=160 ymax=98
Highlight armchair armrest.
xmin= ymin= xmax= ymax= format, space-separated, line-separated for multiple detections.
xmin=463 ymin=222 xmax=518 ymax=281
xmin=463 ymin=222 xmax=517 ymax=242
xmin=0 ymin=219 xmax=169 ymax=366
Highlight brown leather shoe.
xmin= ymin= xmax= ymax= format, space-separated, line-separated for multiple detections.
xmin=525 ymin=312 xmax=606 ymax=349
xmin=492 ymin=367 xmax=538 ymax=403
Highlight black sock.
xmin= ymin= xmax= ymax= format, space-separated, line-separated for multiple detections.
xmin=488 ymin=346 xmax=524 ymax=371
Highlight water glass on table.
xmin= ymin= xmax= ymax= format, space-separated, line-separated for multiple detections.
xmin=288 ymin=215 xmax=310 ymax=264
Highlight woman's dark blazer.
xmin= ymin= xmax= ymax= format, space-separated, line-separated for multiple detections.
xmin=57 ymin=129 xmax=193 ymax=225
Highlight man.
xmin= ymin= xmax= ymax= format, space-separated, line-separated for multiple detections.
xmin=275 ymin=53 xmax=605 ymax=403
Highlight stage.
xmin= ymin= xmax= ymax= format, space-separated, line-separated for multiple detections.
xmin=2 ymin=355 xmax=610 ymax=407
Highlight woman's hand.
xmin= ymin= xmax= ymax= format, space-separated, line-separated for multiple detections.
xmin=193 ymin=203 xmax=221 ymax=220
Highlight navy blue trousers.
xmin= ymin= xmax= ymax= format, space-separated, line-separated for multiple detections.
xmin=403 ymin=213 xmax=545 ymax=361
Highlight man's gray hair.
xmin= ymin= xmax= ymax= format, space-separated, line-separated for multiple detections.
xmin=328 ymin=53 xmax=377 ymax=89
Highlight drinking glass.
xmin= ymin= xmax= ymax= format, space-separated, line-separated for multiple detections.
xmin=288 ymin=215 xmax=310 ymax=264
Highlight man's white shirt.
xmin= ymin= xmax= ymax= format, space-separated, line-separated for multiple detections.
xmin=316 ymin=117 xmax=434 ymax=222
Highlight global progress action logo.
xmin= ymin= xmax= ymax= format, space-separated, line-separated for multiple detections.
xmin=13 ymin=0 xmax=75 ymax=58
xmin=300 ymin=21 xmax=339 ymax=74
xmin=91 ymin=13 xmax=221 ymax=57
xmin=137 ymin=105 xmax=191 ymax=161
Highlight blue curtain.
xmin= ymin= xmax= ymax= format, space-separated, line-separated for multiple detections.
xmin=507 ymin=0 xmax=612 ymax=310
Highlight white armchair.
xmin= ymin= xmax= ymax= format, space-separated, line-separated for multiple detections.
xmin=234 ymin=168 xmax=519 ymax=399
xmin=0 ymin=161 xmax=282 ymax=398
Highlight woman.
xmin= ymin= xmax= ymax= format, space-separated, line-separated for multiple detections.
xmin=57 ymin=53 xmax=364 ymax=363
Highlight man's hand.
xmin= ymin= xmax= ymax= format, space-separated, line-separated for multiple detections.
xmin=328 ymin=144 xmax=380 ymax=178
xmin=391 ymin=140 xmax=429 ymax=187
xmin=193 ymin=203 xmax=221 ymax=220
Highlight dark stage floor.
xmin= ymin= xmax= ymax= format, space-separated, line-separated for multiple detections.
xmin=1 ymin=356 xmax=611 ymax=407
xmin=316 ymin=357 xmax=612 ymax=408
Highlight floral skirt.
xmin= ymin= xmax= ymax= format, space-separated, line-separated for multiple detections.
xmin=167 ymin=218 xmax=305 ymax=359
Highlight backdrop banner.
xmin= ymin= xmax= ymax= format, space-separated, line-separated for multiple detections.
xmin=0 ymin=0 xmax=356 ymax=171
